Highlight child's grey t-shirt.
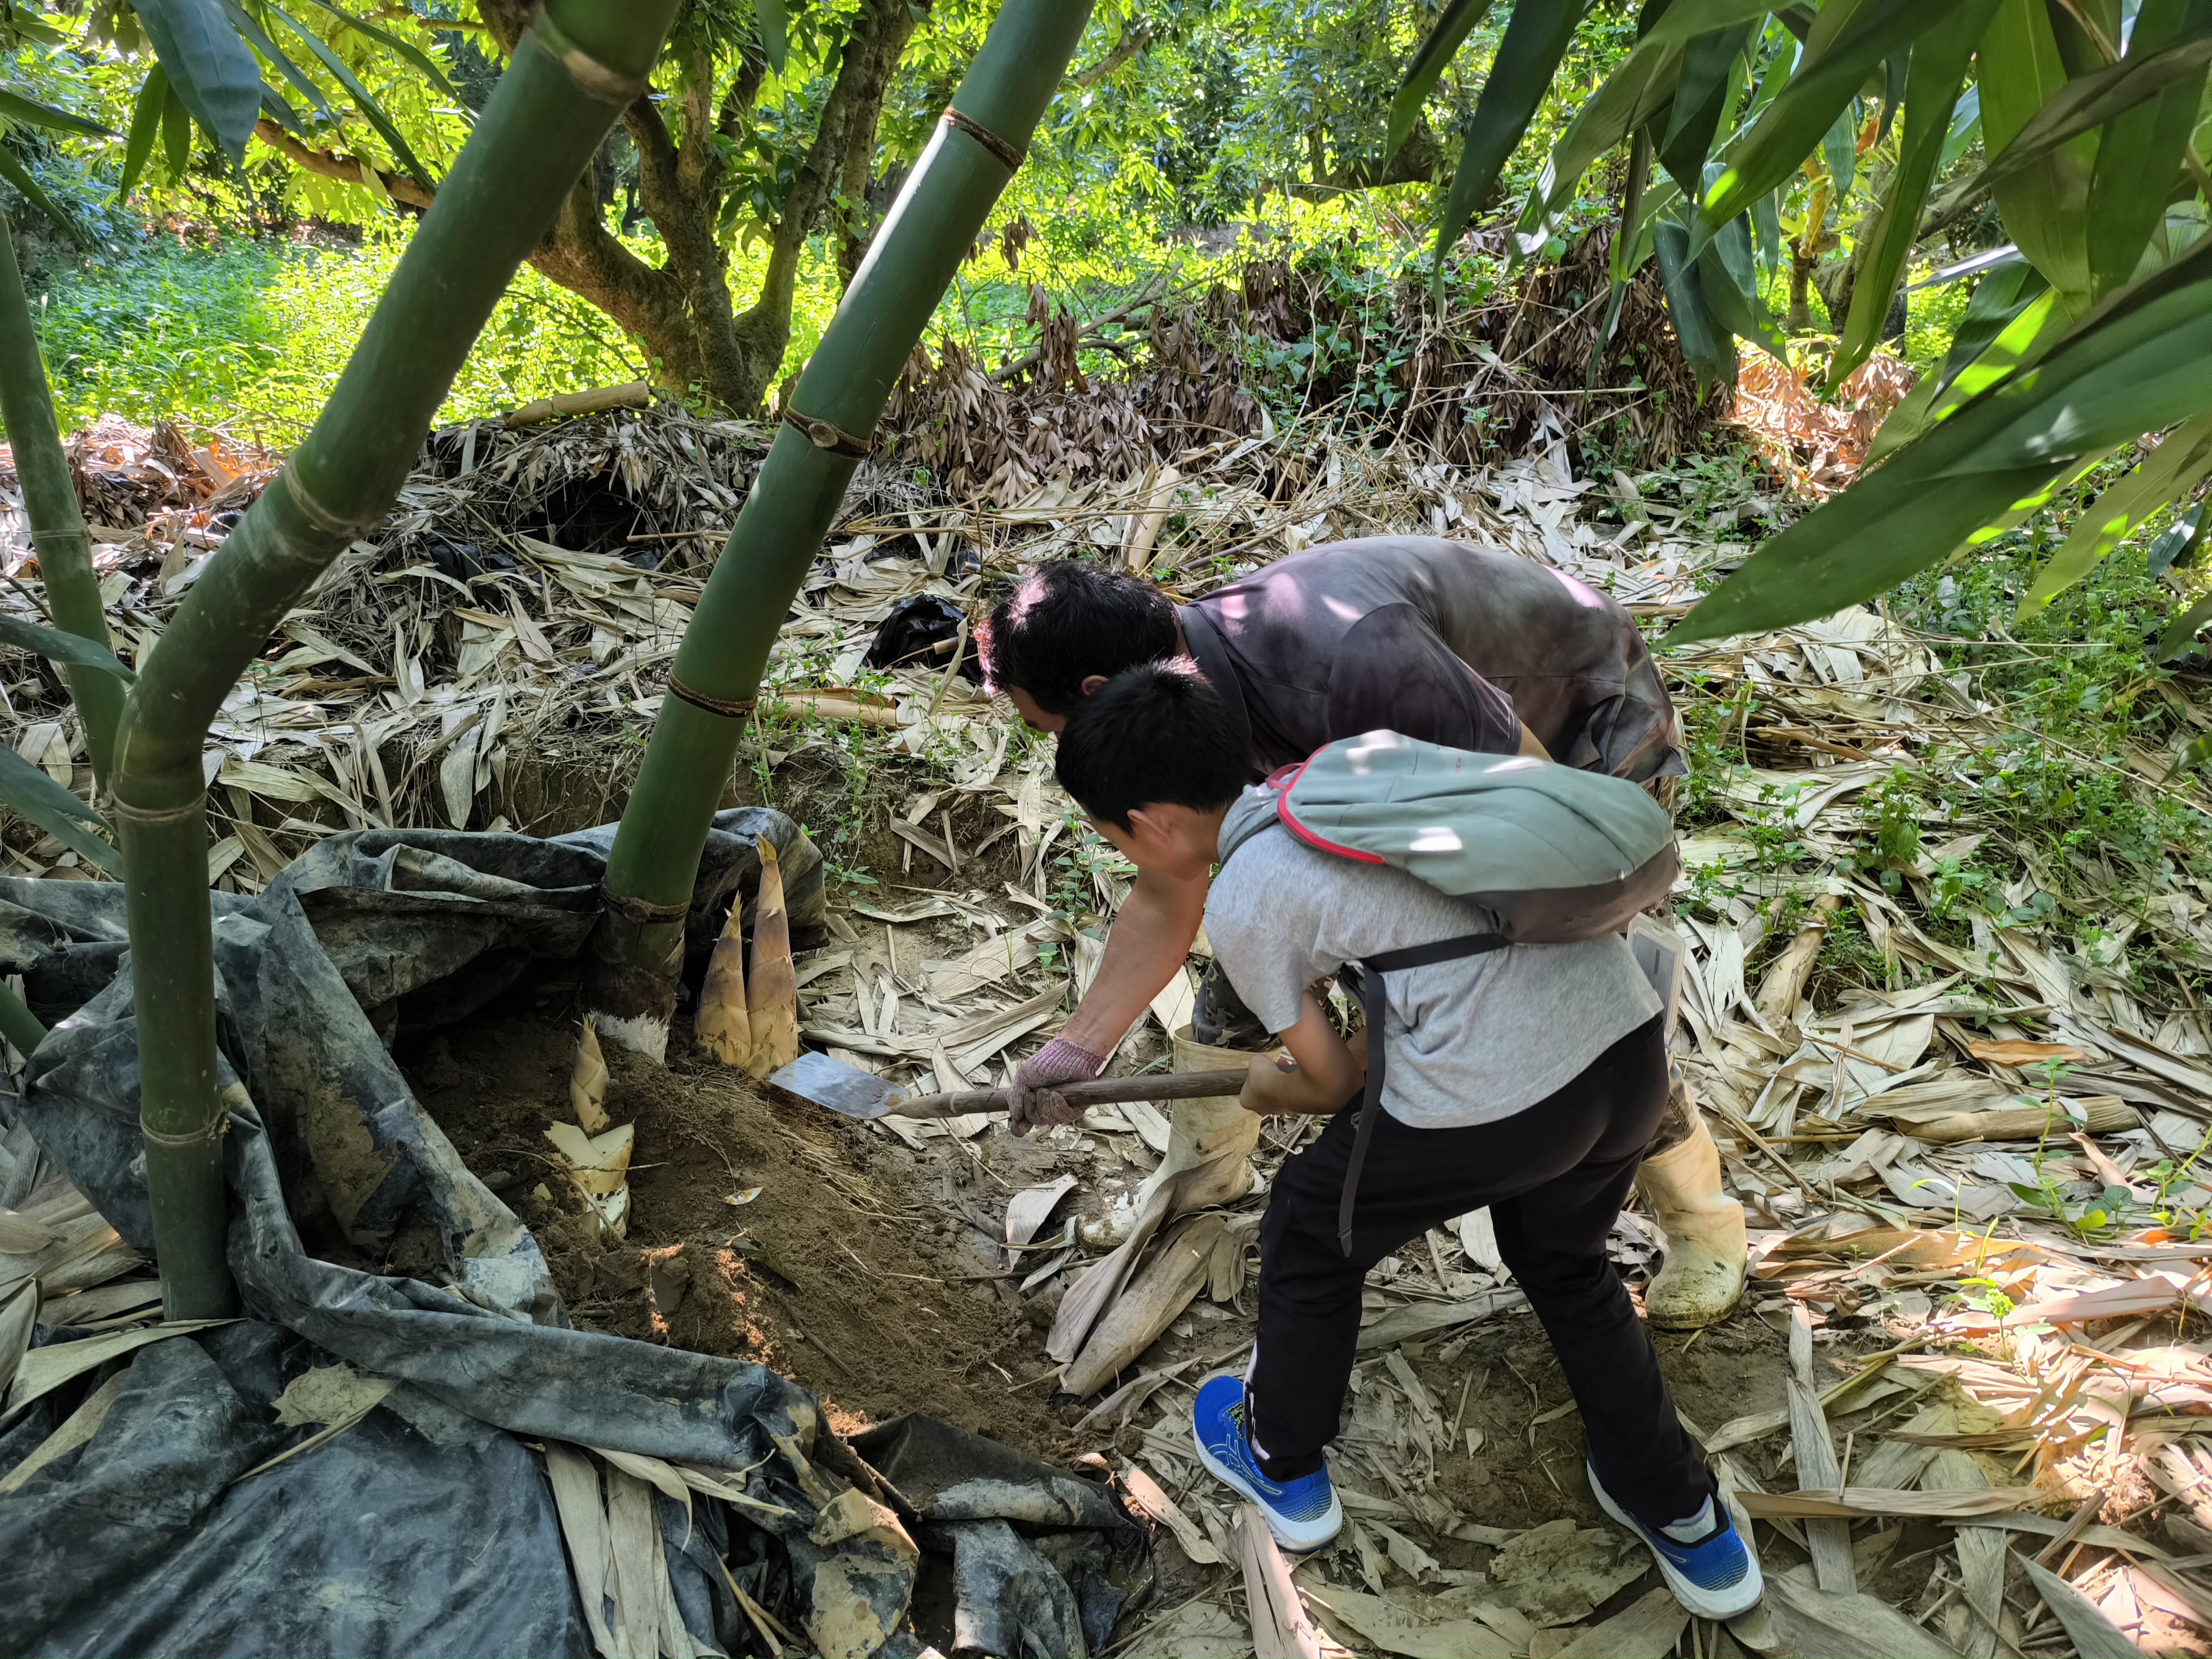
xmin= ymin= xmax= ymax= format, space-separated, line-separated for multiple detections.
xmin=1204 ymin=812 xmax=1663 ymax=1128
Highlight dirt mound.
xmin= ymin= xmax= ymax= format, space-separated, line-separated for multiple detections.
xmin=404 ymin=979 xmax=1075 ymax=1457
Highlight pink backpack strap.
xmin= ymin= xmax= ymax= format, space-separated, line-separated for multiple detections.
xmin=1272 ymin=749 xmax=1386 ymax=865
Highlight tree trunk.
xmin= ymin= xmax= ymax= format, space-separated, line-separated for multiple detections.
xmin=1787 ymin=252 xmax=1814 ymax=333
xmin=463 ymin=0 xmax=916 ymax=413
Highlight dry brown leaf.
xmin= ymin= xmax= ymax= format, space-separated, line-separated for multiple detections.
xmin=1238 ymin=1504 xmax=1323 ymax=1658
xmin=744 ymin=837 xmax=799 ymax=1079
xmin=1967 ymin=1040 xmax=2091 ymax=1067
xmin=1737 ymin=1486 xmax=2046 ymax=1520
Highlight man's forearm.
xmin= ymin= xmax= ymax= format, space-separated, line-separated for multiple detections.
xmin=1058 ymin=863 xmax=1209 ymax=1054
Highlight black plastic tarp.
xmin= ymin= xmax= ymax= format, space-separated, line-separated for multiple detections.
xmin=0 ymin=813 xmax=1146 ymax=1658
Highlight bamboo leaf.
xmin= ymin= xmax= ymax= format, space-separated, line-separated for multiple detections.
xmin=758 ymin=0 xmax=788 ymax=75
xmin=1595 ymin=128 xmax=1656 ymax=380
xmin=0 ymin=88 xmax=110 ymax=140
xmin=1523 ymin=0 xmax=1774 ymax=242
xmin=294 ymin=0 xmax=459 ymax=102
xmin=259 ymin=82 xmax=306 ymax=139
xmin=1973 ymin=0 xmax=2098 ymax=309
xmin=265 ymin=2 xmax=435 ymax=189
xmin=1652 ymin=218 xmax=1738 ymax=391
xmin=1868 ymin=262 xmax=2053 ymax=459
xmin=1673 ymin=252 xmax=2212 ymax=642
xmin=1942 ymin=82 xmax=1982 ymax=162
xmin=1657 ymin=21 xmax=1757 ymax=191
xmin=1821 ymin=101 xmax=1856 ymax=197
xmin=1691 ymin=184 xmax=1789 ymax=361
xmin=215 ymin=0 xmax=340 ymax=127
xmin=0 ymin=744 xmax=114 ymax=870
xmin=1597 ymin=152 xmax=1681 ymax=378
xmin=2020 ymin=415 xmax=2212 ymax=612
xmin=0 ymin=146 xmax=82 ymax=246
xmin=0 ymin=613 xmax=134 ymax=682
xmin=1752 ymin=188 xmax=1780 ymax=271
xmin=1876 ymin=48 xmax=1907 ymax=140
xmin=2148 ymin=498 xmax=2204 ymax=573
xmin=1926 ymin=27 xmax=2212 ymax=233
xmin=118 ymin=65 xmax=166 ymax=200
xmin=161 ymin=81 xmax=192 ymax=182
xmin=1389 ymin=0 xmax=1500 ymax=158
xmin=2085 ymin=0 xmax=2212 ymax=298
xmin=1437 ymin=0 xmax=1589 ymax=287
xmin=2156 ymin=590 xmax=2212 ymax=659
xmin=1833 ymin=0 xmax=1995 ymax=385
xmin=128 ymin=0 xmax=262 ymax=163
xmin=1696 ymin=0 xmax=1962 ymax=242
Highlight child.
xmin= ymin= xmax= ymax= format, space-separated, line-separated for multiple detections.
xmin=1051 ymin=660 xmax=1762 ymax=1618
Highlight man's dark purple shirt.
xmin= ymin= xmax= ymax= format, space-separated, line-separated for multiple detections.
xmin=1178 ymin=537 xmax=1683 ymax=782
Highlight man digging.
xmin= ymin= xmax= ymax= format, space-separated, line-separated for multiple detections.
xmin=980 ymin=538 xmax=1746 ymax=1328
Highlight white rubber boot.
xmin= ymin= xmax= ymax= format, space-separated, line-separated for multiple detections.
xmin=1080 ymin=1026 xmax=1259 ymax=1247
xmin=1637 ymin=1085 xmax=1747 ymax=1330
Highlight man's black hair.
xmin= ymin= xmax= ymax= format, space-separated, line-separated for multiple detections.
xmin=979 ymin=558 xmax=1179 ymax=716
xmin=1056 ymin=659 xmax=1247 ymax=833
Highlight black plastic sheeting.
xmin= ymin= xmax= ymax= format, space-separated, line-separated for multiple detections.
xmin=0 ymin=813 xmax=1147 ymax=1657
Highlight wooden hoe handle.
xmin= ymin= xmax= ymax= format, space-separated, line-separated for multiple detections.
xmin=890 ymin=1068 xmax=1247 ymax=1120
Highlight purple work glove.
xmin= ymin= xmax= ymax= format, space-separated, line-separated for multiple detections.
xmin=1008 ymin=1037 xmax=1105 ymax=1138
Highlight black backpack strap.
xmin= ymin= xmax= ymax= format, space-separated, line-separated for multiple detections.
xmin=1337 ymin=932 xmax=1508 ymax=1256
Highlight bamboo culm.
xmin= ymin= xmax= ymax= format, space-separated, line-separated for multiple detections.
xmin=587 ymin=0 xmax=1098 ymax=1057
xmin=0 ymin=213 xmax=124 ymax=785
xmin=118 ymin=0 xmax=679 ymax=1320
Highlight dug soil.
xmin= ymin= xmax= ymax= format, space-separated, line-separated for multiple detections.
xmin=404 ymin=973 xmax=1083 ymax=1458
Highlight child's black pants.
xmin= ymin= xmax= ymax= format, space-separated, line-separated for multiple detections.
xmin=1248 ymin=1012 xmax=1713 ymax=1528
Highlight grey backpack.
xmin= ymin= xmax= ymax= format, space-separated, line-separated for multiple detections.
xmin=1220 ymin=731 xmax=1679 ymax=1252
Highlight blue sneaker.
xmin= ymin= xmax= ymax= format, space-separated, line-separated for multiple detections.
xmin=1190 ymin=1374 xmax=1343 ymax=1552
xmin=1587 ymin=1462 xmax=1764 ymax=1618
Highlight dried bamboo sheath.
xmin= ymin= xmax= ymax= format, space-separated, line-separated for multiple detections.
xmin=588 ymin=0 xmax=1098 ymax=1053
xmin=118 ymin=1 xmax=680 ymax=1319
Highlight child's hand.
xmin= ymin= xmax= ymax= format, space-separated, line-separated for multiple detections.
xmin=1238 ymin=1050 xmax=1303 ymax=1116
xmin=1238 ymin=992 xmax=1365 ymax=1115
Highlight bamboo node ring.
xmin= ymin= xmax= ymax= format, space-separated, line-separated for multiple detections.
xmin=109 ymin=798 xmax=203 ymax=826
xmin=601 ymin=885 xmax=690 ymax=927
xmin=282 ymin=464 xmax=383 ymax=542
xmin=779 ymin=407 xmax=871 ymax=459
xmin=665 ymin=674 xmax=756 ymax=719
xmin=142 ymin=1116 xmax=228 ymax=1147
xmin=941 ymin=107 xmax=1026 ymax=171
xmin=530 ymin=18 xmax=649 ymax=105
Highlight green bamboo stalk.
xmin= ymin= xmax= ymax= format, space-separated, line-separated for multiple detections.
xmin=119 ymin=0 xmax=679 ymax=1320
xmin=0 ymin=213 xmax=123 ymax=786
xmin=587 ymin=0 xmax=1097 ymax=1057
xmin=0 ymin=979 xmax=44 ymax=1057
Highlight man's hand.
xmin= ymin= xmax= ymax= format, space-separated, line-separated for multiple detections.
xmin=1008 ymin=1037 xmax=1105 ymax=1137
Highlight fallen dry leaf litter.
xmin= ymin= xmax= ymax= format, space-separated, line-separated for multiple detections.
xmin=7 ymin=338 xmax=2212 ymax=1657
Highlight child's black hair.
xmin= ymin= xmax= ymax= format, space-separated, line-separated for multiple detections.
xmin=979 ymin=558 xmax=1179 ymax=715
xmin=1056 ymin=659 xmax=1247 ymax=832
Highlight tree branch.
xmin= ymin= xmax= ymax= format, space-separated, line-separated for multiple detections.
xmin=1070 ymin=18 xmax=1153 ymax=87
xmin=1291 ymin=118 xmax=1444 ymax=198
xmin=252 ymin=117 xmax=435 ymax=211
